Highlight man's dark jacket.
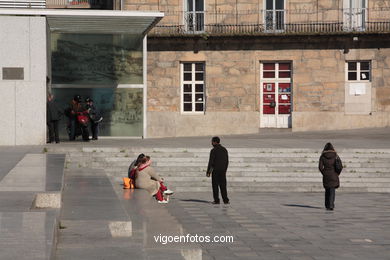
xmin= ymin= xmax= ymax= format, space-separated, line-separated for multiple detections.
xmin=47 ymin=100 xmax=62 ymax=122
xmin=207 ymin=144 xmax=229 ymax=175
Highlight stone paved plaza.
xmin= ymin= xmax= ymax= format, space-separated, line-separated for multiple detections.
xmin=164 ymin=192 xmax=390 ymax=260
xmin=1 ymin=128 xmax=390 ymax=259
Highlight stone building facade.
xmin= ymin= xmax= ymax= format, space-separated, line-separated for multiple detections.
xmin=123 ymin=0 xmax=390 ymax=137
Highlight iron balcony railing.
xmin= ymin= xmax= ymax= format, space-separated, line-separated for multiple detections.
xmin=151 ymin=7 xmax=390 ymax=35
xmin=0 ymin=0 xmax=109 ymax=8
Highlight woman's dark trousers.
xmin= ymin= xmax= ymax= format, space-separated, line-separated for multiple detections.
xmin=325 ymin=187 xmax=335 ymax=209
xmin=212 ymin=173 xmax=229 ymax=203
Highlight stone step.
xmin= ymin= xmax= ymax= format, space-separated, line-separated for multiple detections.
xmin=77 ymin=156 xmax=390 ymax=163
xmin=72 ymin=147 xmax=390 ymax=154
xmin=107 ymin=168 xmax=390 ymax=176
xmin=105 ymin=167 xmax=390 ymax=177
xmin=170 ymin=186 xmax=390 ymax=192
xmin=162 ymin=176 xmax=390 ymax=182
xmin=103 ymin=164 xmax=390 ymax=171
xmin=50 ymin=146 xmax=390 ymax=193
xmin=164 ymin=181 xmax=390 ymax=188
xmin=65 ymin=151 xmax=390 ymax=159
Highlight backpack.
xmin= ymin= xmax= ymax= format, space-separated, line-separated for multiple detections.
xmin=335 ymin=155 xmax=343 ymax=174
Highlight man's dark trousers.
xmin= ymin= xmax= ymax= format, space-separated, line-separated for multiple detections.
xmin=47 ymin=120 xmax=59 ymax=143
xmin=212 ymin=172 xmax=229 ymax=203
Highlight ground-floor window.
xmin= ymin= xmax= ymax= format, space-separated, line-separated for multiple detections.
xmin=346 ymin=61 xmax=371 ymax=82
xmin=181 ymin=62 xmax=205 ymax=113
xmin=50 ymin=33 xmax=144 ymax=137
xmin=260 ymin=61 xmax=292 ymax=128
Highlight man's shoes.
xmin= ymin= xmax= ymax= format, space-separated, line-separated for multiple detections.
xmin=326 ymin=208 xmax=334 ymax=211
xmin=211 ymin=201 xmax=220 ymax=205
xmin=46 ymin=141 xmax=52 ymax=144
xmin=224 ymin=201 xmax=230 ymax=204
xmin=163 ymin=189 xmax=174 ymax=195
xmin=92 ymin=137 xmax=98 ymax=140
xmin=158 ymin=199 xmax=168 ymax=204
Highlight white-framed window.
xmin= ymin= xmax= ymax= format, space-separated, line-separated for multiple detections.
xmin=185 ymin=0 xmax=205 ymax=32
xmin=181 ymin=62 xmax=205 ymax=113
xmin=264 ymin=0 xmax=285 ymax=32
xmin=346 ymin=61 xmax=370 ymax=81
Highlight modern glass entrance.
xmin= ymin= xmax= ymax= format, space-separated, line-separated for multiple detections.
xmin=50 ymin=33 xmax=144 ymax=137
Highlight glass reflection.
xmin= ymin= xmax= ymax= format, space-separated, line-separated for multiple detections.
xmin=51 ymin=33 xmax=143 ymax=85
xmin=52 ymin=88 xmax=143 ymax=137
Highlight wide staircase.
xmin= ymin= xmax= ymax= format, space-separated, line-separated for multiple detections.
xmin=48 ymin=147 xmax=390 ymax=192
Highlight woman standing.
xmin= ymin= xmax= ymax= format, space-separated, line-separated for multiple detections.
xmin=318 ymin=142 xmax=342 ymax=211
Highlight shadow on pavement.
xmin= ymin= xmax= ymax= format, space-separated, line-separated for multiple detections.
xmin=283 ymin=204 xmax=322 ymax=209
xmin=180 ymin=199 xmax=211 ymax=204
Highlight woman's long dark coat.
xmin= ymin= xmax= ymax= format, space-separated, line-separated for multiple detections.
xmin=318 ymin=150 xmax=340 ymax=188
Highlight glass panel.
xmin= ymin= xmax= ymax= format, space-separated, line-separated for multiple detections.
xmin=187 ymin=0 xmax=193 ymax=11
xmin=348 ymin=62 xmax=357 ymax=71
xmin=278 ymin=83 xmax=291 ymax=92
xmin=360 ymin=62 xmax=370 ymax=70
xmin=279 ymin=71 xmax=291 ymax=78
xmin=263 ymin=94 xmax=275 ymax=103
xmin=265 ymin=11 xmax=274 ymax=30
xmin=348 ymin=72 xmax=357 ymax=80
xmin=184 ymin=73 xmax=192 ymax=81
xmin=51 ymin=33 xmax=143 ymax=85
xmin=275 ymin=0 xmax=284 ymax=10
xmin=275 ymin=10 xmax=285 ymax=30
xmin=263 ymin=104 xmax=275 ymax=114
xmin=52 ymin=88 xmax=143 ymax=137
xmin=263 ymin=63 xmax=275 ymax=70
xmin=184 ymin=103 xmax=192 ymax=111
xmin=278 ymin=105 xmax=291 ymax=114
xmin=183 ymin=63 xmax=192 ymax=71
xmin=195 ymin=94 xmax=203 ymax=101
xmin=263 ymin=72 xmax=275 ymax=78
xmin=186 ymin=12 xmax=194 ymax=31
xmin=195 ymin=13 xmax=205 ymax=31
xmin=184 ymin=84 xmax=192 ymax=92
xmin=184 ymin=94 xmax=192 ymax=102
xmin=279 ymin=63 xmax=290 ymax=70
xmin=266 ymin=0 xmax=273 ymax=10
xmin=278 ymin=94 xmax=290 ymax=103
xmin=195 ymin=84 xmax=204 ymax=92
xmin=195 ymin=0 xmax=203 ymax=11
xmin=195 ymin=103 xmax=204 ymax=111
xmin=263 ymin=83 xmax=275 ymax=92
xmin=360 ymin=72 xmax=370 ymax=80
xmin=195 ymin=63 xmax=204 ymax=71
xmin=195 ymin=72 xmax=204 ymax=81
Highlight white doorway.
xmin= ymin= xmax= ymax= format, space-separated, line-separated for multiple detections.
xmin=260 ymin=62 xmax=292 ymax=128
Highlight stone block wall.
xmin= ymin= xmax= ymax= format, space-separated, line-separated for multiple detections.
xmin=123 ymin=0 xmax=387 ymax=27
xmin=146 ymin=38 xmax=390 ymax=137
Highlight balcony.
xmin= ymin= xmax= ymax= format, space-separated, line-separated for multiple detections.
xmin=150 ymin=8 xmax=390 ymax=36
xmin=0 ymin=0 xmax=112 ymax=9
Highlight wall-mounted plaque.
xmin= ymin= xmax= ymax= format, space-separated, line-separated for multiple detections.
xmin=2 ymin=67 xmax=24 ymax=80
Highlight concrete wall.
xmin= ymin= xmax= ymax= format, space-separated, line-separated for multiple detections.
xmin=0 ymin=16 xmax=47 ymax=145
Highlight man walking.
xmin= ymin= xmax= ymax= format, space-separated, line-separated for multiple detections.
xmin=207 ymin=136 xmax=229 ymax=204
